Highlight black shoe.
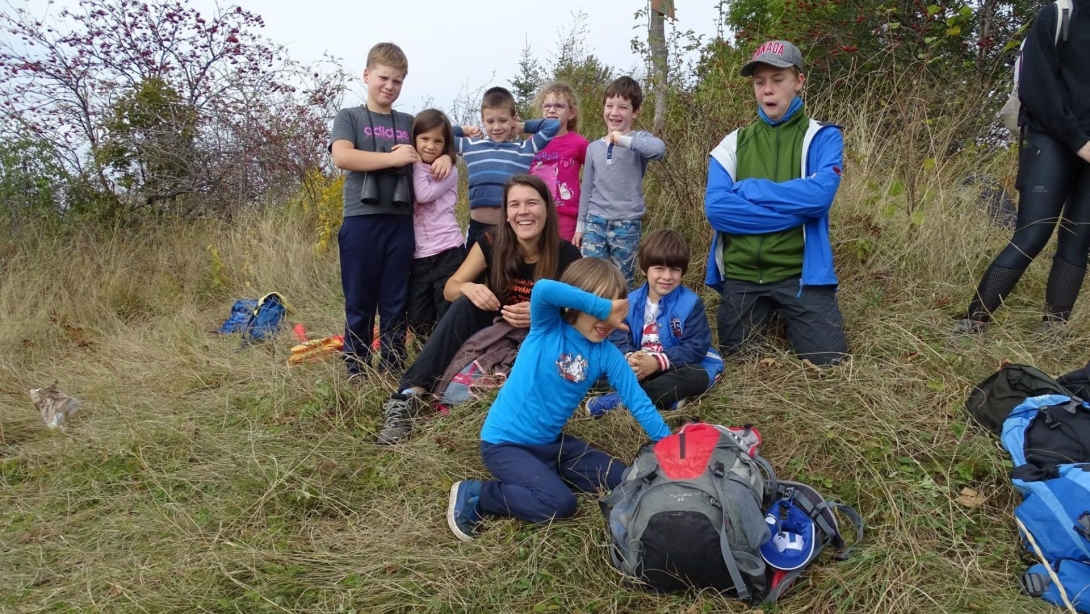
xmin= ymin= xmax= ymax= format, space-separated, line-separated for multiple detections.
xmin=376 ymin=394 xmax=426 ymax=445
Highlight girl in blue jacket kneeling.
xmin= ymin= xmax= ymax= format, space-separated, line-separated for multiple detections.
xmin=446 ymin=258 xmax=671 ymax=541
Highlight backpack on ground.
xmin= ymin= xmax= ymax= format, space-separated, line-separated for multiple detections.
xmin=599 ymin=423 xmax=863 ymax=602
xmin=965 ymin=363 xmax=1071 ymax=434
xmin=1001 ymin=394 xmax=1090 ymax=611
xmin=216 ymin=299 xmax=259 ymax=334
xmin=243 ymin=292 xmax=289 ymax=343
xmin=759 ymin=480 xmax=865 ymax=603
xmin=998 ymin=0 xmax=1073 ymax=135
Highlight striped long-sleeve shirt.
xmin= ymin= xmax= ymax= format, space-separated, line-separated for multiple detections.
xmin=454 ymin=119 xmax=560 ymax=210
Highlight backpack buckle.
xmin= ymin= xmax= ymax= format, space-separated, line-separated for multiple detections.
xmin=713 ymin=462 xmax=725 ymax=479
xmin=780 ymin=485 xmax=796 ymax=502
xmin=1019 ymin=572 xmax=1047 ymax=597
xmin=1076 ymin=512 xmax=1090 ymax=540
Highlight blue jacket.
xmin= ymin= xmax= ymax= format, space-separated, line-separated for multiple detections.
xmin=704 ymin=118 xmax=843 ymax=291
xmin=608 ymin=283 xmax=724 ymax=387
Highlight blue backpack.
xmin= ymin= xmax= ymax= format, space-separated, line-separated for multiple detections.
xmin=216 ymin=293 xmax=289 ymax=344
xmin=1002 ymin=394 xmax=1090 ymax=612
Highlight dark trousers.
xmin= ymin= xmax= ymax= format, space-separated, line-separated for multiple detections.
xmin=642 ymin=364 xmax=710 ymax=409
xmin=398 ymin=295 xmax=497 ymax=392
xmin=407 ymin=246 xmax=466 ymax=339
xmin=466 ymin=218 xmax=496 ymax=249
xmin=968 ymin=128 xmax=1090 ymax=321
xmin=717 ymin=277 xmax=848 ymax=367
xmin=339 ymin=214 xmax=414 ymax=374
xmin=479 ymin=435 xmax=627 ymax=523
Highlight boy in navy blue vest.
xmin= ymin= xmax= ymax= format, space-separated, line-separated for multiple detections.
xmin=590 ymin=229 xmax=723 ymax=415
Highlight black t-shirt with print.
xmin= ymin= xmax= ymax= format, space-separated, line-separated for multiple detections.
xmin=474 ymin=233 xmax=582 ymax=306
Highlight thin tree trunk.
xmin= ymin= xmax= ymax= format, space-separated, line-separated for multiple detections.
xmin=649 ymin=8 xmax=668 ymax=135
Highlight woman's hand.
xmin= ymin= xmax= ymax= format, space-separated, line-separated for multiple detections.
xmin=461 ymin=283 xmax=500 ymax=311
xmin=500 ymin=301 xmax=531 ymax=328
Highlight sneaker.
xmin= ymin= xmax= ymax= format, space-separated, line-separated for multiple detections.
xmin=586 ymin=392 xmax=623 ymax=418
xmin=376 ymin=393 xmax=426 ymax=446
xmin=447 ymin=480 xmax=483 ymax=542
xmin=1033 ymin=317 xmax=1068 ymax=337
xmin=953 ymin=318 xmax=987 ymax=335
xmin=666 ymin=398 xmax=689 ymax=411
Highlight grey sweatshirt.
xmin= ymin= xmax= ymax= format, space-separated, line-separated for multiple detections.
xmin=576 ymin=131 xmax=666 ymax=232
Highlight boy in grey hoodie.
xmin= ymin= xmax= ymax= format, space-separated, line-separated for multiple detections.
xmin=575 ymin=77 xmax=665 ymax=287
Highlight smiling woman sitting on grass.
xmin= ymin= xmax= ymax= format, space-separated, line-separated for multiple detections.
xmin=376 ymin=174 xmax=582 ymax=445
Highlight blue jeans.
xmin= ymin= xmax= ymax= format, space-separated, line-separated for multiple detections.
xmin=581 ymin=214 xmax=641 ymax=288
xmin=478 ymin=435 xmax=627 ymax=523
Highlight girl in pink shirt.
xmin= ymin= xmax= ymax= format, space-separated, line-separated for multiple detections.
xmin=408 ymin=109 xmax=467 ymax=339
xmin=531 ymin=83 xmax=589 ymax=242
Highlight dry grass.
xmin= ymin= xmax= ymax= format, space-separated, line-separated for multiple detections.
xmin=0 ymin=121 xmax=1074 ymax=612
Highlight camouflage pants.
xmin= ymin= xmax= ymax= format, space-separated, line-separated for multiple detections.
xmin=581 ymin=214 xmax=641 ymax=288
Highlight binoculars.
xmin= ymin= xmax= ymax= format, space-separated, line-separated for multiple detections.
xmin=360 ymin=147 xmax=412 ymax=207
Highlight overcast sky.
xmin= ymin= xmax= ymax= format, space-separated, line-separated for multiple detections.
xmin=14 ymin=0 xmax=726 ymax=114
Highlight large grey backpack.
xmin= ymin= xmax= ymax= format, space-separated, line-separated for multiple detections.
xmin=598 ymin=423 xmax=776 ymax=600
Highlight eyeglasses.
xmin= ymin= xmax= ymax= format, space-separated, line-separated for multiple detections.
xmin=541 ymin=103 xmax=569 ymax=111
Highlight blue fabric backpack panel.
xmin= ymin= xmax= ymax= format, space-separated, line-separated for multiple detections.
xmin=1023 ymin=560 xmax=1090 ymax=612
xmin=217 ymin=299 xmax=258 ymax=334
xmin=1014 ymin=463 xmax=1090 ymax=563
xmin=1002 ymin=393 xmax=1090 ymax=612
xmin=246 ymin=293 xmax=288 ymax=341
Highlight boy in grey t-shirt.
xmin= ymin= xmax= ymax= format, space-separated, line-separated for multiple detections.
xmin=574 ymin=76 xmax=665 ymax=287
xmin=329 ymin=42 xmax=452 ymax=376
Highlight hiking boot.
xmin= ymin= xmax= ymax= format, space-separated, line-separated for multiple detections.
xmin=1033 ymin=317 xmax=1068 ymax=337
xmin=953 ymin=318 xmax=987 ymax=335
xmin=447 ymin=479 xmax=483 ymax=542
xmin=376 ymin=393 xmax=426 ymax=445
xmin=586 ymin=392 xmax=623 ymax=418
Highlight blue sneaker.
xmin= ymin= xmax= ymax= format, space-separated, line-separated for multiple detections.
xmin=586 ymin=392 xmax=623 ymax=418
xmin=447 ymin=480 xmax=483 ymax=542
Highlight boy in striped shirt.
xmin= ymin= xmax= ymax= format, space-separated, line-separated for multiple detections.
xmin=455 ymin=87 xmax=560 ymax=246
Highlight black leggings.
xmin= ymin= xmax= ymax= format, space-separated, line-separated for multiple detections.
xmin=968 ymin=129 xmax=1090 ymax=321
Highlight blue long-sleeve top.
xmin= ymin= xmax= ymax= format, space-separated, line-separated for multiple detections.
xmin=453 ymin=119 xmax=560 ymax=210
xmin=480 ymin=279 xmax=671 ymax=446
xmin=703 ymin=117 xmax=843 ymax=290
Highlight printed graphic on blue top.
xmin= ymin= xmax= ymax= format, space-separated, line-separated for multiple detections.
xmin=556 ymin=353 xmax=589 ymax=383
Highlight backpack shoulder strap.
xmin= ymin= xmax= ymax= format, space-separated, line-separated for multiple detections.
xmin=1055 ymin=0 xmax=1073 ymax=45
xmin=709 ymin=472 xmax=752 ymax=602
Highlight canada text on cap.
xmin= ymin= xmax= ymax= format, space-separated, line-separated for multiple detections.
xmin=740 ymin=40 xmax=805 ymax=77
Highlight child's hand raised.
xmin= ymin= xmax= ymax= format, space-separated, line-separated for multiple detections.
xmin=390 ymin=143 xmax=419 ymax=166
xmin=608 ymin=298 xmax=629 ymax=332
xmin=431 ymin=154 xmax=453 ymax=180
xmin=461 ymin=125 xmax=483 ymax=138
xmin=604 ymin=131 xmax=625 ymax=145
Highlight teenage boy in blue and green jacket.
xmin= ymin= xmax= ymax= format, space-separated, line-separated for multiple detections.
xmin=704 ymin=40 xmax=848 ymax=367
